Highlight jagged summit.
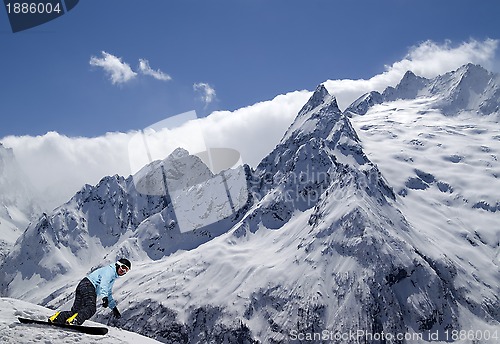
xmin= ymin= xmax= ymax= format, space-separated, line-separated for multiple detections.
xmin=259 ymin=84 xmax=365 ymax=176
xmin=297 ymin=84 xmax=332 ymax=113
xmin=429 ymin=63 xmax=496 ymax=114
xmin=348 ymin=63 xmax=500 ymax=116
xmin=384 ymin=70 xmax=429 ymax=101
xmin=455 ymin=62 xmax=491 ymax=81
xmin=253 ymin=82 xmax=394 ymax=227
xmin=280 ymin=84 xmax=341 ymax=145
xmin=345 ymin=90 xmax=383 ymax=115
xmin=133 ymin=147 xmax=213 ymax=196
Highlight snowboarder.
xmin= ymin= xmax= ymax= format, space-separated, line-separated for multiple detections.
xmin=49 ymin=258 xmax=131 ymax=325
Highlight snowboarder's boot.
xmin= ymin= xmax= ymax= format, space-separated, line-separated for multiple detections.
xmin=65 ymin=313 xmax=79 ymax=325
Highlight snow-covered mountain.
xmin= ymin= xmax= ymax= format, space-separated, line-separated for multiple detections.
xmin=0 ymin=146 xmax=249 ymax=303
xmin=346 ymin=63 xmax=500 ymax=116
xmin=0 ymin=143 xmax=41 ymax=262
xmin=0 ymin=64 xmax=499 ymax=343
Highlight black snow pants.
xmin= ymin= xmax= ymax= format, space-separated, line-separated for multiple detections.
xmin=56 ymin=277 xmax=97 ymax=325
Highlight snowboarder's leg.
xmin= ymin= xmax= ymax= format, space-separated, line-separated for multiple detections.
xmin=50 ymin=277 xmax=96 ymax=325
xmin=69 ymin=277 xmax=96 ymax=325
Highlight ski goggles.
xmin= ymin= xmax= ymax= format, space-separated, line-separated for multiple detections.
xmin=116 ymin=262 xmax=130 ymax=273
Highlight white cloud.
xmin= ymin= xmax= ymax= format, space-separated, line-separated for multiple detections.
xmin=4 ymin=39 xmax=498 ymax=210
xmin=193 ymin=82 xmax=217 ymax=105
xmin=324 ymin=39 xmax=499 ymax=110
xmin=138 ymin=59 xmax=172 ymax=81
xmin=90 ymin=53 xmax=172 ymax=84
xmin=195 ymin=90 xmax=310 ymax=167
xmin=390 ymin=39 xmax=498 ymax=78
xmin=1 ymin=132 xmax=133 ymax=210
xmin=0 ymin=91 xmax=309 ymax=210
xmin=89 ymin=51 xmax=137 ymax=85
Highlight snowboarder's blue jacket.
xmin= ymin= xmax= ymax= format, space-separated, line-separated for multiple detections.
xmin=87 ymin=264 xmax=119 ymax=309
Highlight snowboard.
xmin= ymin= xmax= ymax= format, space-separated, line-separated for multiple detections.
xmin=18 ymin=317 xmax=108 ymax=335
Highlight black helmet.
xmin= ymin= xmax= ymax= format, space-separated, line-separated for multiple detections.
xmin=117 ymin=258 xmax=131 ymax=270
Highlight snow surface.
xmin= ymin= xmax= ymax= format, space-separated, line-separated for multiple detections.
xmin=351 ymin=97 xmax=500 ymax=307
xmin=0 ymin=297 xmax=162 ymax=344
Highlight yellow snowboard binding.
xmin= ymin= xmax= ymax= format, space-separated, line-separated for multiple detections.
xmin=48 ymin=311 xmax=60 ymax=323
xmin=65 ymin=313 xmax=79 ymax=325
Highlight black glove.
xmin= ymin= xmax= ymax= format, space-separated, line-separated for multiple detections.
xmin=101 ymin=297 xmax=109 ymax=308
xmin=112 ymin=307 xmax=121 ymax=319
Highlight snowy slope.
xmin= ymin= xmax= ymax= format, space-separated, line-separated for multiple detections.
xmin=351 ymin=98 xmax=500 ymax=296
xmin=0 ymin=297 xmax=162 ymax=344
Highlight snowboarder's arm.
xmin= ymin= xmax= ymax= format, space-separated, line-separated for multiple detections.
xmin=99 ymin=268 xmax=117 ymax=308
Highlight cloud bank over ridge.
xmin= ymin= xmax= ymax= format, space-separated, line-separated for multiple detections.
xmin=324 ymin=39 xmax=498 ymax=110
xmin=2 ymin=39 xmax=498 ymax=210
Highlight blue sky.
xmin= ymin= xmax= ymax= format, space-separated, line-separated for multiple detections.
xmin=1 ymin=0 xmax=499 ymax=138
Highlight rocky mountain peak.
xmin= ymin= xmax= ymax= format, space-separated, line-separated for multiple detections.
xmin=384 ymin=70 xmax=429 ymax=101
xmin=132 ymin=147 xmax=213 ymax=197
xmin=459 ymin=62 xmax=490 ymax=77
xmin=349 ymin=63 xmax=500 ymax=116
xmin=451 ymin=63 xmax=492 ymax=93
xmin=280 ymin=85 xmax=341 ymax=145
xmin=297 ymin=84 xmax=331 ymax=114
xmin=345 ymin=91 xmax=384 ymax=115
